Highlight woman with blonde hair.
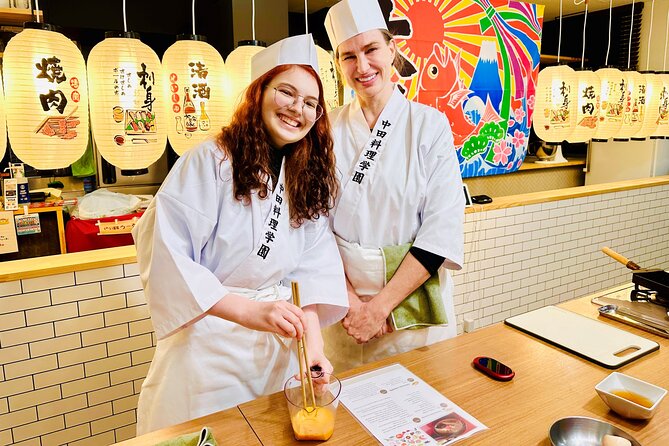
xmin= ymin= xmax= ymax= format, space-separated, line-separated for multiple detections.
xmin=323 ymin=0 xmax=465 ymax=373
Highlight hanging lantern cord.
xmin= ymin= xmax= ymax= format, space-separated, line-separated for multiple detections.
xmin=557 ymin=0 xmax=563 ymax=64
xmin=574 ymin=0 xmax=589 ymax=70
xmin=123 ymin=0 xmax=128 ymax=33
xmin=304 ymin=0 xmax=308 ymax=34
xmin=605 ymin=0 xmax=612 ymax=66
xmin=34 ymin=0 xmax=41 ymax=23
xmin=192 ymin=0 xmax=196 ymax=35
xmin=627 ymin=0 xmax=635 ymax=70
xmin=646 ymin=0 xmax=654 ymax=71
xmin=664 ymin=2 xmax=669 ymax=71
xmin=252 ymin=0 xmax=256 ymax=41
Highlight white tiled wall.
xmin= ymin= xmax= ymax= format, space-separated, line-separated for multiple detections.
xmin=453 ymin=184 xmax=669 ymax=330
xmin=0 ymin=184 xmax=668 ymax=445
xmin=0 ymin=264 xmax=151 ymax=446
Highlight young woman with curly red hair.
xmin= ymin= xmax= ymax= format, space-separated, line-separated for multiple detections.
xmin=132 ymin=35 xmax=348 ymax=434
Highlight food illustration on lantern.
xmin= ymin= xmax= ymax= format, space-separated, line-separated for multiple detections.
xmin=35 ymin=106 xmax=81 ymax=140
xmin=109 ymin=107 xmax=158 ymax=146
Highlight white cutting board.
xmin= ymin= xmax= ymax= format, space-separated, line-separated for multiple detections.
xmin=505 ymin=306 xmax=659 ymax=369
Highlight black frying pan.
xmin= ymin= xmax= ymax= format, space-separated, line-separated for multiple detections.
xmin=602 ymin=247 xmax=669 ymax=305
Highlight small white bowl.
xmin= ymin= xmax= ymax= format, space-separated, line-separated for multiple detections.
xmin=595 ymin=372 xmax=667 ymax=420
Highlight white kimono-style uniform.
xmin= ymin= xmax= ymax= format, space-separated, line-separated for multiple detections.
xmin=132 ymin=140 xmax=348 ymax=434
xmin=323 ymin=87 xmax=464 ymax=373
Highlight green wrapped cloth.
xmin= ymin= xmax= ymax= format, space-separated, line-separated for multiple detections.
xmin=153 ymin=427 xmax=217 ymax=446
xmin=71 ymin=128 xmax=97 ymax=177
xmin=382 ymin=243 xmax=447 ymax=330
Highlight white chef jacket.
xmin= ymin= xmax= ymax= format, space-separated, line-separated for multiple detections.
xmin=132 ymin=140 xmax=348 ymax=434
xmin=323 ymin=87 xmax=464 ymax=373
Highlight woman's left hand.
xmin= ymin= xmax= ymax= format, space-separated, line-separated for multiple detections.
xmin=342 ymin=300 xmax=388 ymax=343
xmin=304 ymin=346 xmax=333 ymax=397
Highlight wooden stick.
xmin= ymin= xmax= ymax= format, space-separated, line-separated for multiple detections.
xmin=291 ymin=282 xmax=317 ymax=410
xmin=602 ymin=246 xmax=641 ymax=270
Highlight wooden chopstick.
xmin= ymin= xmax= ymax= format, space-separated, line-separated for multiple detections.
xmin=291 ymin=282 xmax=317 ymax=410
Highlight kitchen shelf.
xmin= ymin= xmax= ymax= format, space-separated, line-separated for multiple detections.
xmin=0 ymin=7 xmax=41 ymax=26
xmin=519 ymin=156 xmax=586 ymax=170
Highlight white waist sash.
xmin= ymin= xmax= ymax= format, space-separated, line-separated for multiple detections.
xmin=334 ymin=235 xmax=385 ymax=297
xmin=224 ymin=284 xmax=293 ymax=347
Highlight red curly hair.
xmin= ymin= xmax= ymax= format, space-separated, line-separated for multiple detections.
xmin=217 ymin=64 xmax=337 ymax=226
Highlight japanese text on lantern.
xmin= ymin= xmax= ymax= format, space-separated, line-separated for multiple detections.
xmin=137 ymin=63 xmax=155 ymax=112
xmin=189 ymin=61 xmax=210 ymax=100
xmin=581 ymin=85 xmax=596 ymax=116
xmin=36 ymin=56 xmax=67 ymax=114
xmin=549 ymin=81 xmax=571 ymax=127
xmin=113 ymin=68 xmax=132 ymax=96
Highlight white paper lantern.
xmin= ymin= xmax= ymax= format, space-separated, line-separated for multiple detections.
xmin=616 ymin=70 xmax=644 ymax=140
xmin=163 ymin=35 xmax=228 ymax=155
xmin=635 ymin=72 xmax=662 ymax=139
xmin=567 ymin=69 xmax=600 ymax=143
xmin=87 ymin=32 xmax=167 ymax=171
xmin=316 ymin=45 xmax=339 ymax=111
xmin=651 ymin=72 xmax=669 ymax=138
xmin=0 ymin=69 xmax=6 ymax=161
xmin=532 ymin=65 xmax=578 ymax=143
xmin=592 ymin=67 xmax=626 ymax=141
xmin=3 ymin=24 xmax=89 ymax=169
xmin=225 ymin=40 xmax=265 ymax=114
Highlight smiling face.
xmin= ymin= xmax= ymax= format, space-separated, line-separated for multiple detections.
xmin=261 ymin=66 xmax=320 ymax=148
xmin=337 ymin=29 xmax=396 ymax=103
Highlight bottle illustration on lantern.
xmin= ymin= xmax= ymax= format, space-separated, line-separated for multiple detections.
xmin=175 ymin=116 xmax=184 ymax=134
xmin=199 ymin=102 xmax=210 ymax=131
xmin=183 ymin=86 xmax=198 ymax=133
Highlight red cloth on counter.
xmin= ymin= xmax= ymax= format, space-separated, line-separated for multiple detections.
xmin=65 ymin=211 xmax=143 ymax=253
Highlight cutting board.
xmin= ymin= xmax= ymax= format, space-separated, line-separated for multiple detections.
xmin=505 ymin=306 xmax=659 ymax=369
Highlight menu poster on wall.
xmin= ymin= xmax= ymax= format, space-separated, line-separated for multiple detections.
xmin=0 ymin=211 xmax=19 ymax=254
xmin=339 ymin=364 xmax=486 ymax=445
xmin=15 ymin=213 xmax=41 ymax=235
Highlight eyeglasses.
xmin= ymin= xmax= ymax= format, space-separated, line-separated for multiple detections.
xmin=272 ymin=86 xmax=324 ymax=122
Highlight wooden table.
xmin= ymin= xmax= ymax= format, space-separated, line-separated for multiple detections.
xmin=239 ymin=294 xmax=669 ymax=445
xmin=114 ymin=407 xmax=261 ymax=445
xmin=115 ymin=291 xmax=668 ymax=445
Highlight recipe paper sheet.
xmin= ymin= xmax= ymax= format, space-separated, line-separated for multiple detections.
xmin=340 ymin=364 xmax=486 ymax=445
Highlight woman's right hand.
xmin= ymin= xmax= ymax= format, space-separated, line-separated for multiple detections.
xmin=209 ymin=295 xmax=306 ymax=339
xmin=241 ymin=300 xmax=306 ymax=339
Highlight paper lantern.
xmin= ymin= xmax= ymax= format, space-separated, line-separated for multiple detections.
xmin=316 ymin=45 xmax=339 ymax=111
xmin=651 ymin=72 xmax=669 ymax=138
xmin=3 ymin=23 xmax=89 ymax=169
xmin=532 ymin=65 xmax=578 ymax=143
xmin=163 ymin=35 xmax=228 ymax=155
xmin=592 ymin=67 xmax=626 ymax=141
xmin=567 ymin=69 xmax=600 ymax=143
xmin=87 ymin=31 xmax=167 ymax=172
xmin=0 ymin=69 xmax=6 ymax=161
xmin=635 ymin=71 xmax=662 ymax=139
xmin=225 ymin=40 xmax=266 ymax=113
xmin=616 ymin=70 xmax=644 ymax=140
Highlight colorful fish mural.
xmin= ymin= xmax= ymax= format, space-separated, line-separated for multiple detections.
xmin=382 ymin=0 xmax=543 ymax=177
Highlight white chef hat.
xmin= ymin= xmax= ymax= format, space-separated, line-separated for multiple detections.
xmin=325 ymin=0 xmax=388 ymax=51
xmin=251 ymin=34 xmax=319 ymax=81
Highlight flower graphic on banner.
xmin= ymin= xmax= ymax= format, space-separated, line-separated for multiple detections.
xmin=384 ymin=0 xmax=543 ymax=178
xmin=492 ymin=139 xmax=512 ymax=165
xmin=511 ymin=129 xmax=525 ymax=148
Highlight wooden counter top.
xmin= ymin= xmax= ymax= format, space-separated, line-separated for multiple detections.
xmin=238 ymin=291 xmax=669 ymax=445
xmin=114 ymin=406 xmax=261 ymax=446
xmin=1 ymin=175 xmax=667 ymax=282
xmin=113 ymin=289 xmax=668 ymax=445
xmin=0 ymin=245 xmax=136 ymax=282
xmin=466 ymin=174 xmax=669 ymax=213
